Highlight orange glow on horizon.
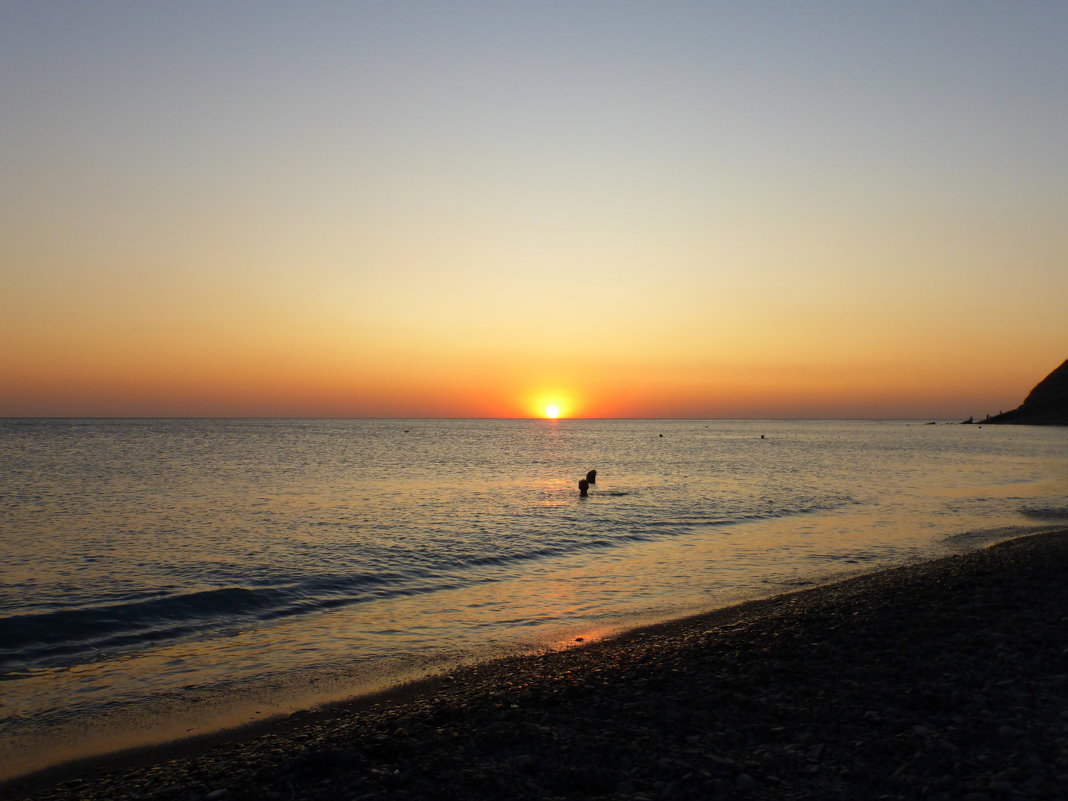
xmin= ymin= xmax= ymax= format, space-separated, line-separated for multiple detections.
xmin=0 ymin=346 xmax=1052 ymax=419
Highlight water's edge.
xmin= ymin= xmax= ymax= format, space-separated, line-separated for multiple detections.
xmin=3 ymin=522 xmax=1061 ymax=785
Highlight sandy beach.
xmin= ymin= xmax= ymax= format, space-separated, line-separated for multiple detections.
xmin=5 ymin=528 xmax=1068 ymax=801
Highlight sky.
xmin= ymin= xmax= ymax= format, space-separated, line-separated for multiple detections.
xmin=2 ymin=1 xmax=1066 ymax=419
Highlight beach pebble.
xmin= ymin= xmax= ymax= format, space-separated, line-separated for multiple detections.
xmin=735 ymin=772 xmax=757 ymax=791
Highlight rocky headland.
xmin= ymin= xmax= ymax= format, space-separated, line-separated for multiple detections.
xmin=978 ymin=359 xmax=1068 ymax=425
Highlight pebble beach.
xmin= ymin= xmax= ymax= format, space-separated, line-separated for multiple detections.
xmin=6 ymin=529 xmax=1068 ymax=801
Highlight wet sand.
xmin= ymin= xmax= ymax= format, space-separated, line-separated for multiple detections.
xmin=5 ymin=529 xmax=1068 ymax=800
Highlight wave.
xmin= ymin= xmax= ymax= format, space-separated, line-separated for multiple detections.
xmin=0 ymin=586 xmax=280 ymax=666
xmin=0 ymin=497 xmax=856 ymax=673
xmin=1020 ymin=505 xmax=1068 ymax=521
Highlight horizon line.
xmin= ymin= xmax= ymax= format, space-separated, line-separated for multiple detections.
xmin=0 ymin=415 xmax=972 ymax=422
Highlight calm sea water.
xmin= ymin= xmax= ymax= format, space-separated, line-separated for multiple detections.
xmin=1 ymin=418 xmax=1066 ymax=777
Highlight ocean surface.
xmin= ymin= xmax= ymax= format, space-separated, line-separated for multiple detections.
xmin=2 ymin=418 xmax=1066 ymax=778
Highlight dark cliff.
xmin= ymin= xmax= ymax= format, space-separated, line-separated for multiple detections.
xmin=981 ymin=359 xmax=1068 ymax=426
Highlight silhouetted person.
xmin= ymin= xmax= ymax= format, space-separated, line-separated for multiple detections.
xmin=586 ymin=469 xmax=597 ymax=484
xmin=578 ymin=479 xmax=589 ymax=497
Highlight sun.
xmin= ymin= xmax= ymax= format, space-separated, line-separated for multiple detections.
xmin=528 ymin=391 xmax=576 ymax=419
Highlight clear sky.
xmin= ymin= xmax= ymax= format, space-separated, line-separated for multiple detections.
xmin=3 ymin=1 xmax=1066 ymax=418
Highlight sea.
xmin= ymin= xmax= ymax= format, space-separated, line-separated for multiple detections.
xmin=1 ymin=418 xmax=1066 ymax=778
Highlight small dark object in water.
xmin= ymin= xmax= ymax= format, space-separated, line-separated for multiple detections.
xmin=586 ymin=469 xmax=597 ymax=484
xmin=760 ymin=434 xmax=765 ymax=439
xmin=659 ymin=433 xmax=663 ymax=437
xmin=578 ymin=479 xmax=589 ymax=497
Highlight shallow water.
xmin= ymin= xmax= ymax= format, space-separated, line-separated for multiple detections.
xmin=1 ymin=418 xmax=1066 ymax=777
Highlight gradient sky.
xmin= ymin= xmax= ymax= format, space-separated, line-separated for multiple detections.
xmin=3 ymin=1 xmax=1066 ymax=418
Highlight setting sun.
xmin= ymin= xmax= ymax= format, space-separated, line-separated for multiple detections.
xmin=528 ymin=391 xmax=577 ymax=419
xmin=523 ymin=393 xmax=576 ymax=422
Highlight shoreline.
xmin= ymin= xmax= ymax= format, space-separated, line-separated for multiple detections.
xmin=6 ymin=528 xmax=1068 ymax=800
